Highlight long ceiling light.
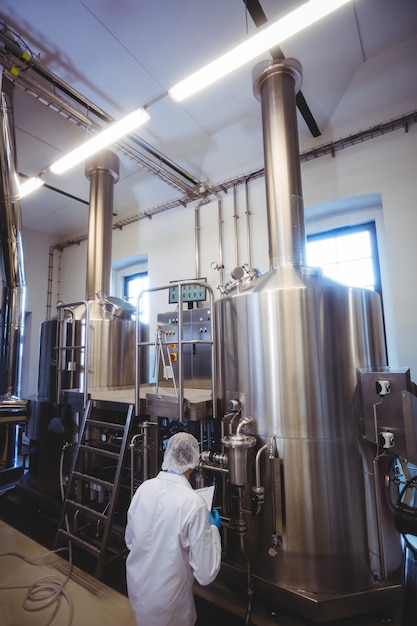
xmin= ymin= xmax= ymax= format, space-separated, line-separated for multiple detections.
xmin=50 ymin=107 xmax=150 ymax=174
xmin=169 ymin=0 xmax=352 ymax=102
xmin=18 ymin=176 xmax=44 ymax=198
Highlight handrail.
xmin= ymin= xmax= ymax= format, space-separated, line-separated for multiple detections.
xmin=135 ymin=281 xmax=216 ymax=421
xmin=56 ymin=300 xmax=89 ymax=408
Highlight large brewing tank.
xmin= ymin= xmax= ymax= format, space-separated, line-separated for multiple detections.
xmin=56 ymin=295 xmax=137 ymax=394
xmin=215 ymin=60 xmax=402 ymax=607
xmin=61 ymin=151 xmax=139 ymax=394
xmin=37 ymin=151 xmax=140 ymax=402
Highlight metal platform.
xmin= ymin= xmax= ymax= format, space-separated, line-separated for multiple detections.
xmin=90 ymin=385 xmax=213 ymax=421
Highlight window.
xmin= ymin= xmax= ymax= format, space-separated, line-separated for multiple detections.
xmin=124 ymin=271 xmax=149 ymax=322
xmin=306 ymin=222 xmax=382 ymax=296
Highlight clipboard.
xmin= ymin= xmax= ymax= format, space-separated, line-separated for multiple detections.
xmin=196 ymin=484 xmax=215 ymax=511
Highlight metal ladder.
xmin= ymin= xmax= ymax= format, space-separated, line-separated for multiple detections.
xmin=55 ymin=398 xmax=134 ymax=578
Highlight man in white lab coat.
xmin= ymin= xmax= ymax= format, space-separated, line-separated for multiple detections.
xmin=125 ymin=432 xmax=222 ymax=626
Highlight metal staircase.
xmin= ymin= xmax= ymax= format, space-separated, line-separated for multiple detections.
xmin=55 ymin=398 xmax=134 ymax=578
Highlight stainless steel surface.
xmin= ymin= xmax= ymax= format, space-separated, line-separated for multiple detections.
xmin=253 ymin=59 xmax=305 ymax=271
xmin=85 ymin=151 xmax=119 ymax=301
xmin=216 ymin=268 xmax=397 ymax=593
xmin=37 ymin=318 xmax=58 ymax=401
xmin=221 ymin=433 xmax=256 ymax=486
xmin=56 ymin=299 xmax=136 ymax=395
xmin=157 ymin=307 xmax=212 ymax=390
xmin=137 ymin=282 xmax=216 ymax=421
xmin=0 ymin=74 xmax=26 ymax=400
xmin=51 ymin=151 xmax=140 ymax=398
xmin=214 ymin=58 xmax=404 ymax=614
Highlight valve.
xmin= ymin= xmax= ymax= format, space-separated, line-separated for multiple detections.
xmin=268 ymin=534 xmax=282 ymax=557
xmin=376 ymin=379 xmax=391 ymax=396
xmin=251 ymin=485 xmax=265 ymax=515
xmin=379 ymin=431 xmax=395 ymax=449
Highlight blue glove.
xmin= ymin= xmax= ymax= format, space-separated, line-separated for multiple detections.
xmin=209 ymin=508 xmax=221 ymax=529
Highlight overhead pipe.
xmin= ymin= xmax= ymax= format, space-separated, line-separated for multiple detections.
xmin=0 ymin=72 xmax=26 ymax=403
xmin=0 ymin=23 xmax=200 ymax=195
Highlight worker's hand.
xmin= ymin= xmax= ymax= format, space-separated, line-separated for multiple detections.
xmin=209 ymin=508 xmax=221 ymax=529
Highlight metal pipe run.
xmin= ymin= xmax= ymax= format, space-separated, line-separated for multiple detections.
xmin=0 ymin=72 xmax=26 ymax=401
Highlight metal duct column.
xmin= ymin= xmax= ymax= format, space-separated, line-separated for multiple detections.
xmin=0 ymin=73 xmax=26 ymax=402
xmin=253 ymin=60 xmax=305 ymax=270
xmin=85 ymin=150 xmax=119 ymax=301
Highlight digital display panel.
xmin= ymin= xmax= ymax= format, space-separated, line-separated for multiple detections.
xmin=169 ymin=282 xmax=207 ymax=304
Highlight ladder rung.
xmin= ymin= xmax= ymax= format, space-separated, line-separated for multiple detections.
xmin=55 ymin=401 xmax=135 ymax=576
xmin=72 ymin=471 xmax=114 ymax=489
xmin=79 ymin=444 xmax=120 ymax=459
xmin=57 ymin=529 xmax=100 ymax=555
xmin=86 ymin=418 xmax=126 ymax=430
xmin=64 ymin=499 xmax=108 ymax=520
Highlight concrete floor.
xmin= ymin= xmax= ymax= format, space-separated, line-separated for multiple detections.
xmin=0 ymin=479 xmax=410 ymax=626
xmin=0 ymin=519 xmax=136 ymax=625
xmin=0 ymin=518 xmax=406 ymax=626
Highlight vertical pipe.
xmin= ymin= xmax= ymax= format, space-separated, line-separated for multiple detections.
xmin=0 ymin=72 xmax=26 ymax=400
xmin=84 ymin=150 xmax=119 ymax=301
xmin=232 ymin=185 xmax=240 ymax=268
xmin=253 ymin=59 xmax=306 ymax=270
xmin=244 ymin=178 xmax=253 ymax=269
xmin=217 ymin=194 xmax=225 ymax=286
xmin=178 ymin=284 xmax=184 ymax=420
xmin=46 ymin=245 xmax=62 ymax=319
xmin=195 ymin=204 xmax=201 ymax=279
xmin=195 ymin=197 xmax=209 ymax=279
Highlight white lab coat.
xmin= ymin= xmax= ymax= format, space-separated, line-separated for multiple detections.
xmin=125 ymin=471 xmax=221 ymax=626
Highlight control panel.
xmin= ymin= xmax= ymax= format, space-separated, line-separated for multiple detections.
xmin=157 ymin=307 xmax=212 ymax=389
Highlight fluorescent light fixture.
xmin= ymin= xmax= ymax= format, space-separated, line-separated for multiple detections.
xmin=169 ymin=0 xmax=351 ymax=101
xmin=50 ymin=107 xmax=150 ymax=174
xmin=18 ymin=176 xmax=44 ymax=198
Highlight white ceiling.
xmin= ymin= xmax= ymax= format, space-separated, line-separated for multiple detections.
xmin=1 ymin=0 xmax=416 ymax=240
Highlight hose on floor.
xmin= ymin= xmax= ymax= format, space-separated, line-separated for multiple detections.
xmin=0 ymin=546 xmax=73 ymax=625
xmin=0 ymin=442 xmax=74 ymax=625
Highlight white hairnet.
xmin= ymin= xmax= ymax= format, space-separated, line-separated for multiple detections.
xmin=162 ymin=433 xmax=200 ymax=474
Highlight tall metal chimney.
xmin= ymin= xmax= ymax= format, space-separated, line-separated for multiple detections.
xmin=253 ymin=59 xmax=306 ymax=271
xmin=0 ymin=71 xmax=26 ymax=402
xmin=85 ymin=150 xmax=119 ymax=301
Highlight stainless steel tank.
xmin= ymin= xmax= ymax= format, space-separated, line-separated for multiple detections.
xmin=215 ymin=59 xmax=402 ymax=608
xmin=56 ymin=151 xmax=137 ymax=394
xmin=56 ymin=296 xmax=136 ymax=394
xmin=37 ymin=151 xmax=141 ymax=402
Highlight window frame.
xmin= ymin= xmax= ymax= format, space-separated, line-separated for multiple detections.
xmin=306 ymin=221 xmax=382 ymax=297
